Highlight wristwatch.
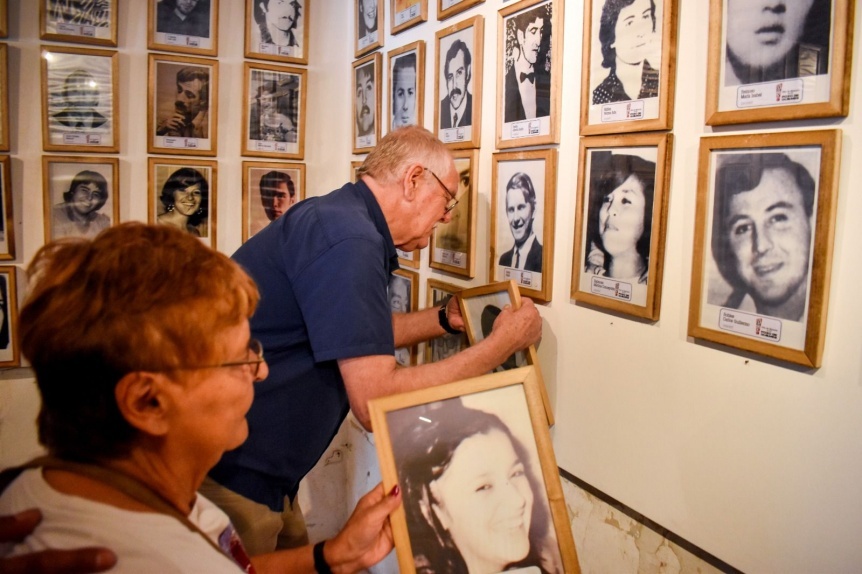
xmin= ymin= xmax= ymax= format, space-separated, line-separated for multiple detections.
xmin=438 ymin=296 xmax=461 ymax=335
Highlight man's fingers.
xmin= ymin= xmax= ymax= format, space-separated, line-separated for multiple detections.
xmin=0 ymin=509 xmax=42 ymax=541
xmin=1 ymin=548 xmax=117 ymax=574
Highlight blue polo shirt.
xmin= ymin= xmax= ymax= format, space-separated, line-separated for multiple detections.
xmin=209 ymin=181 xmax=398 ymax=511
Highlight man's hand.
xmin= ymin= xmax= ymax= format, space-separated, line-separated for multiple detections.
xmin=0 ymin=509 xmax=117 ymax=574
xmin=444 ymin=295 xmax=465 ymax=332
xmin=490 ymin=297 xmax=542 ymax=355
xmin=156 ymin=112 xmax=188 ymax=136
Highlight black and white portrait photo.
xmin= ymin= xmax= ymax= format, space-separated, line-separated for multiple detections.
xmin=43 ymin=0 xmax=116 ymax=44
xmin=244 ymin=162 xmax=302 ymax=240
xmin=0 ymin=157 xmax=12 ymax=260
xmin=0 ymin=267 xmax=18 ymax=366
xmin=356 ymin=0 xmax=382 ymax=55
xmin=436 ymin=16 xmax=482 ymax=147
xmin=151 ymin=0 xmax=216 ymax=54
xmin=431 ymin=153 xmax=474 ymax=275
xmin=43 ymin=157 xmax=118 ymax=242
xmin=150 ymin=55 xmax=217 ymax=154
xmin=150 ymin=159 xmax=217 ymax=248
xmin=247 ymin=0 xmax=306 ymax=61
xmin=244 ymin=64 xmax=304 ymax=157
xmin=503 ymin=2 xmax=552 ymax=123
xmin=389 ymin=272 xmax=416 ymax=366
xmin=390 ymin=50 xmax=419 ymax=130
xmin=461 ymin=287 xmax=528 ymax=371
xmin=353 ymin=53 xmax=380 ymax=151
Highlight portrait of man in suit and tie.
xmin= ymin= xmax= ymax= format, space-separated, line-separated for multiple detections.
xmin=439 ymin=39 xmax=473 ymax=130
xmin=499 ymin=172 xmax=543 ymax=273
xmin=503 ymin=2 xmax=552 ymax=123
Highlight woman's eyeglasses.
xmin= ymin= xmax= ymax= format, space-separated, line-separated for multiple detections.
xmin=156 ymin=339 xmax=265 ymax=378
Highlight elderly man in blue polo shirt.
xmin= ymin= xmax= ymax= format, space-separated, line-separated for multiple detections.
xmin=201 ymin=126 xmax=543 ymax=556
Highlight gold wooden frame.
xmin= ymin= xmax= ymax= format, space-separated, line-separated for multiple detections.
xmin=434 ymin=15 xmax=484 ymax=149
xmin=244 ymin=0 xmax=309 ymax=65
xmin=387 ymin=41 xmax=425 ymax=133
xmin=41 ymin=155 xmax=120 ymax=244
xmin=0 ymin=156 xmax=14 ymax=261
xmin=429 ymin=148 xmax=478 ymax=278
xmin=351 ymin=160 xmax=363 ymax=182
xmin=705 ymin=0 xmax=853 ymax=126
xmin=368 ymin=367 xmax=578 ymax=573
xmin=391 ymin=0 xmax=428 ymax=34
xmin=571 ymin=133 xmax=674 ymax=320
xmin=490 ymin=149 xmax=557 ymax=303
xmin=241 ymin=62 xmax=307 ymax=160
xmin=241 ymin=160 xmax=306 ymax=242
xmin=424 ymin=278 xmax=468 ymax=364
xmin=147 ymin=157 xmax=218 ymax=250
xmin=496 ymin=0 xmax=564 ymax=149
xmin=352 ymin=52 xmax=382 ymax=154
xmin=41 ymin=46 xmax=119 ymax=153
xmin=355 ymin=0 xmax=384 ymax=58
xmin=148 ymin=53 xmax=218 ymax=157
xmin=40 ymin=0 xmax=118 ymax=46
xmin=391 ymin=268 xmax=420 ymax=366
xmin=0 ymin=265 xmax=19 ymax=367
xmin=0 ymin=0 xmax=7 ymax=38
xmin=148 ymin=0 xmax=218 ymax=56
xmin=0 ymin=44 xmax=8 ymax=152
xmin=438 ymin=0 xmax=483 ymax=21
xmin=688 ymin=130 xmax=841 ymax=368
xmin=579 ymin=0 xmax=678 ymax=135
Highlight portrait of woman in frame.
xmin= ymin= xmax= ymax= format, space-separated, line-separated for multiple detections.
xmin=0 ymin=156 xmax=14 ymax=261
xmin=438 ymin=0 xmax=484 ymax=22
xmin=149 ymin=0 xmax=218 ymax=56
xmin=389 ymin=269 xmax=419 ymax=366
xmin=42 ymin=156 xmax=119 ymax=243
xmin=245 ymin=0 xmax=308 ymax=64
xmin=242 ymin=62 xmax=307 ymax=160
xmin=425 ymin=278 xmax=468 ymax=364
xmin=0 ymin=266 xmax=19 ymax=367
xmin=434 ymin=15 xmax=484 ymax=149
xmin=388 ymin=41 xmax=425 ymax=132
xmin=392 ymin=0 xmax=427 ymax=34
xmin=705 ymin=0 xmax=852 ymax=125
xmin=429 ymin=149 xmax=478 ymax=278
xmin=571 ymin=133 xmax=673 ymax=321
xmin=148 ymin=53 xmax=218 ymax=156
xmin=41 ymin=46 xmax=119 ymax=153
xmin=148 ymin=157 xmax=218 ymax=249
xmin=41 ymin=0 xmax=118 ymax=46
xmin=688 ymin=130 xmax=840 ymax=368
xmin=355 ymin=0 xmax=383 ymax=57
xmin=368 ymin=367 xmax=577 ymax=574
xmin=352 ymin=52 xmax=381 ymax=154
xmin=242 ymin=160 xmax=305 ymax=241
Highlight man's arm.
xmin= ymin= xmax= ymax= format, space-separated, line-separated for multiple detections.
xmin=343 ymin=299 xmax=542 ymax=429
xmin=391 ymin=294 xmax=463 ymax=348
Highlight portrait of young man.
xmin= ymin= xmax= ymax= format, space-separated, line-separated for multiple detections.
xmin=439 ymin=38 xmax=473 ymax=130
xmin=391 ymin=51 xmax=418 ymax=130
xmin=247 ymin=166 xmax=301 ymax=239
xmin=155 ymin=63 xmax=210 ymax=139
xmin=248 ymin=71 xmax=299 ymax=144
xmin=353 ymin=57 xmax=378 ymax=149
xmin=499 ymin=172 xmax=543 ymax=274
xmin=52 ymin=69 xmax=107 ymax=130
xmin=356 ymin=0 xmax=381 ymax=52
xmin=250 ymin=0 xmax=303 ymax=55
xmin=503 ymin=2 xmax=552 ymax=123
xmin=155 ymin=0 xmax=211 ymax=38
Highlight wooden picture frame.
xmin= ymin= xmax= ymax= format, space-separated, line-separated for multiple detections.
xmin=242 ymin=62 xmax=307 ymax=160
xmin=40 ymin=0 xmax=118 ymax=46
xmin=688 ymin=130 xmax=841 ymax=368
xmin=148 ymin=0 xmax=218 ymax=56
xmin=356 ymin=0 xmax=383 ymax=57
xmin=352 ymin=52 xmax=381 ymax=154
xmin=424 ymin=278 xmax=468 ymax=363
xmin=0 ymin=0 xmax=7 ymax=38
xmin=148 ymin=157 xmax=218 ymax=249
xmin=579 ymin=0 xmax=678 ymax=135
xmin=41 ymin=46 xmax=119 ymax=153
xmin=242 ymin=160 xmax=305 ymax=242
xmin=148 ymin=53 xmax=218 ymax=156
xmin=438 ymin=0 xmax=484 ymax=21
xmin=429 ymin=148 xmax=478 ymax=277
xmin=434 ymin=15 xmax=484 ymax=149
xmin=490 ymin=149 xmax=556 ymax=303
xmin=497 ymin=0 xmax=564 ymax=149
xmin=458 ymin=280 xmax=553 ymax=424
xmin=571 ymin=133 xmax=674 ymax=320
xmin=245 ymin=0 xmax=309 ymax=65
xmin=0 ymin=44 xmax=8 ymax=152
xmin=42 ymin=155 xmax=119 ymax=243
xmin=351 ymin=160 xmax=363 ymax=182
xmin=392 ymin=0 xmax=427 ymax=34
xmin=0 ymin=266 xmax=19 ymax=367
xmin=397 ymin=247 xmax=421 ymax=269
xmin=705 ymin=0 xmax=853 ymax=126
xmin=368 ymin=367 xmax=578 ymax=573
xmin=0 ymin=156 xmax=14 ymax=261
xmin=387 ymin=41 xmax=425 ymax=132
xmin=390 ymin=268 xmax=420 ymax=366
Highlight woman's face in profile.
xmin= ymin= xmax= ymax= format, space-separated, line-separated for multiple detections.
xmin=431 ymin=428 xmax=534 ymax=572
xmin=173 ymin=183 xmax=203 ymax=217
xmin=612 ymin=0 xmax=654 ymax=66
xmin=69 ymin=182 xmax=105 ymax=217
xmin=599 ymin=173 xmax=646 ymax=257
xmin=725 ymin=0 xmax=815 ymax=69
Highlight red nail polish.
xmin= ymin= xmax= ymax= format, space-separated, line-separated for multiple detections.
xmin=390 ymin=485 xmax=400 ymax=497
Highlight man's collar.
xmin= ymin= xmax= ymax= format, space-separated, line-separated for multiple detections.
xmin=354 ymin=179 xmax=399 ymax=273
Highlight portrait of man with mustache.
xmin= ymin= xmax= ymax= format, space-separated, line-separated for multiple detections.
xmin=354 ymin=63 xmax=376 ymax=138
xmin=439 ymin=39 xmax=473 ymax=129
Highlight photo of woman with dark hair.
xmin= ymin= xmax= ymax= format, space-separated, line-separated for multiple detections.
xmin=157 ymin=167 xmax=209 ymax=237
xmin=51 ymin=169 xmax=112 ymax=240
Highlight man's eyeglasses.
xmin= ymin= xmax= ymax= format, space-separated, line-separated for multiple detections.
xmin=424 ymin=167 xmax=459 ymax=214
xmin=157 ymin=339 xmax=266 ymax=378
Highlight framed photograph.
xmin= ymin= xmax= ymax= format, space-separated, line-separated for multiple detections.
xmin=497 ymin=0 xmax=564 ymax=149
xmin=148 ymin=53 xmax=218 ymax=156
xmin=242 ymin=160 xmax=305 ymax=241
xmin=351 ymin=160 xmax=363 ymax=182
xmin=0 ymin=0 xmax=6 ymax=38
xmin=242 ymin=62 xmax=306 ymax=159
xmin=245 ymin=0 xmax=309 ymax=64
xmin=397 ymin=247 xmax=421 ymax=269
xmin=42 ymin=156 xmax=119 ymax=243
xmin=40 ymin=0 xmax=118 ymax=46
xmin=579 ymin=0 xmax=678 ymax=135
xmin=388 ymin=41 xmax=425 ymax=132
xmin=148 ymin=157 xmax=217 ymax=249
xmin=438 ymin=0 xmax=483 ymax=21
xmin=429 ymin=148 xmax=478 ymax=277
xmin=392 ymin=0 xmax=427 ymax=34
xmin=0 ymin=156 xmax=14 ymax=261
xmin=355 ymin=0 xmax=383 ymax=57
xmin=688 ymin=130 xmax=841 ymax=368
xmin=0 ymin=44 xmax=9 ymax=152
xmin=434 ymin=15 xmax=484 ymax=149
xmin=368 ymin=367 xmax=578 ymax=574
xmin=425 ymin=278 xmax=468 ymax=364
xmin=705 ymin=0 xmax=853 ymax=126
xmin=490 ymin=149 xmax=556 ymax=303
xmin=148 ymin=0 xmax=217 ymax=56
xmin=390 ymin=268 xmax=420 ymax=366
xmin=41 ymin=46 xmax=119 ymax=153
xmin=352 ymin=52 xmax=381 ymax=154
xmin=0 ymin=266 xmax=19 ymax=367
xmin=571 ymin=133 xmax=673 ymax=320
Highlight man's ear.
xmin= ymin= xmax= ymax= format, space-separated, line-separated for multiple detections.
xmin=114 ymin=372 xmax=172 ymax=437
xmin=401 ymin=164 xmax=425 ymax=201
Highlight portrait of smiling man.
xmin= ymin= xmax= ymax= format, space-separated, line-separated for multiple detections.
xmin=504 ymin=3 xmax=552 ymax=123
xmin=499 ymin=172 xmax=543 ymax=274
